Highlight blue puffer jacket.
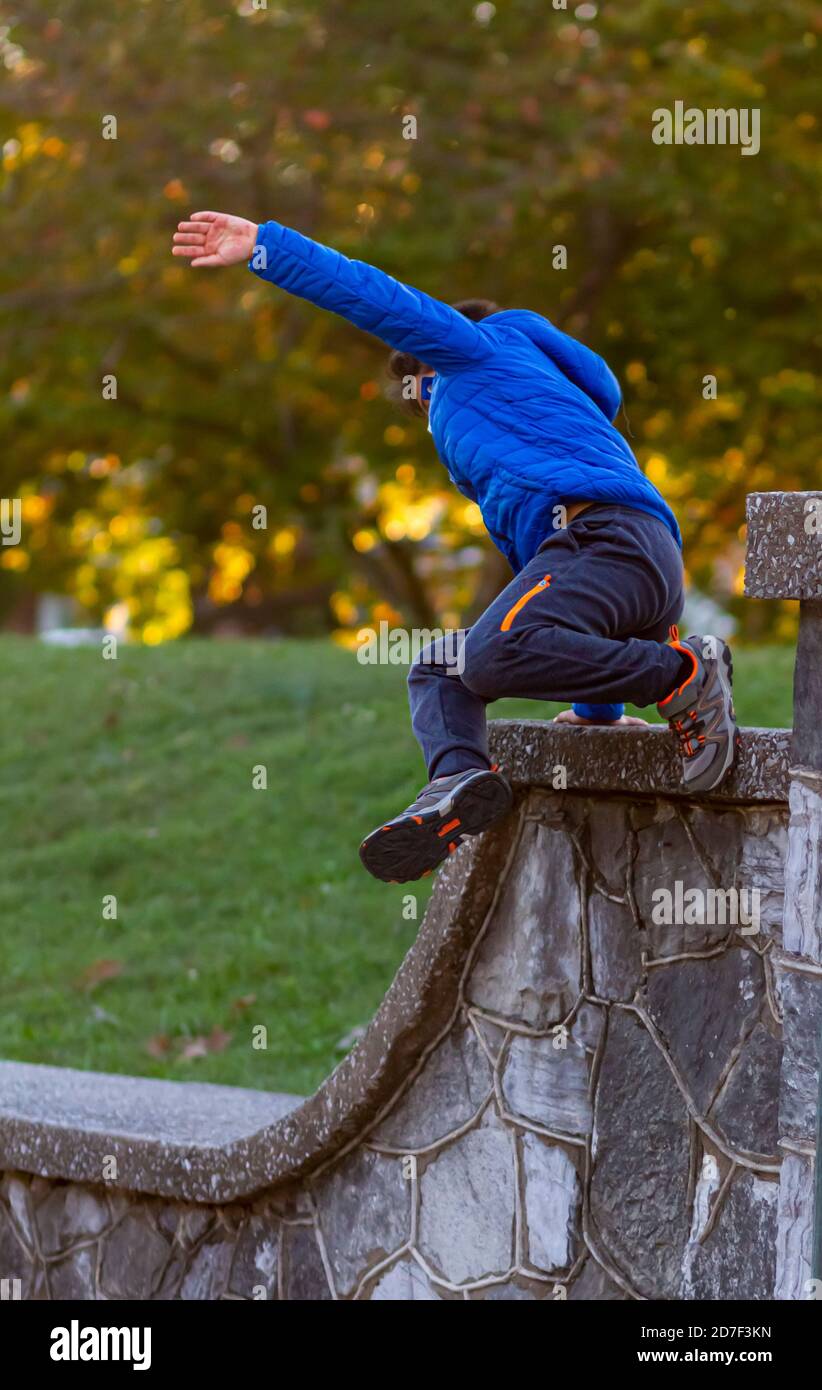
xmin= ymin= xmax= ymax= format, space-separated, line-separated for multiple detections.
xmin=250 ymin=221 xmax=682 ymax=721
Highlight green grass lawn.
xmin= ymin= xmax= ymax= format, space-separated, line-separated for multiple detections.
xmin=0 ymin=634 xmax=794 ymax=1098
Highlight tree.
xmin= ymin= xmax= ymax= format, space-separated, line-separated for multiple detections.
xmin=1 ymin=0 xmax=818 ymax=640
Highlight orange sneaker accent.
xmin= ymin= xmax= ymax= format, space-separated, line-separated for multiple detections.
xmin=658 ymin=629 xmax=699 ymax=709
xmin=500 ymin=574 xmax=551 ymax=632
xmin=448 ymin=841 xmax=457 ymax=853
xmin=438 ymin=817 xmax=461 ymax=837
xmin=411 ymin=815 xmax=423 ymax=824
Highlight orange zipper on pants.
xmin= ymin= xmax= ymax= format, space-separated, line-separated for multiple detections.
xmin=499 ymin=574 xmax=551 ymax=631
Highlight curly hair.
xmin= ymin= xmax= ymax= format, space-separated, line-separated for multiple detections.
xmin=384 ymin=298 xmax=500 ymax=416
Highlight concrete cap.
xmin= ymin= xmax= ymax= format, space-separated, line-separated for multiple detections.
xmin=489 ymin=722 xmax=791 ymax=803
xmin=745 ymin=491 xmax=822 ymax=600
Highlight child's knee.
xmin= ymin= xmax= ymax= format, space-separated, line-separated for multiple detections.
xmin=460 ymin=632 xmax=512 ymax=699
xmin=408 ymin=632 xmax=468 ymax=688
xmin=407 ymin=644 xmax=435 ymax=690
xmin=407 ymin=637 xmax=451 ymax=689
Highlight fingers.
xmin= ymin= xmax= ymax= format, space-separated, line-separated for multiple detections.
xmin=172 ymin=214 xmax=222 ymax=266
xmin=173 ymin=246 xmax=221 ymax=266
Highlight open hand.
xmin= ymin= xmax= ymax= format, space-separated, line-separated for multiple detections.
xmin=553 ymin=709 xmax=649 ymax=727
xmin=172 ymin=211 xmax=259 ymax=268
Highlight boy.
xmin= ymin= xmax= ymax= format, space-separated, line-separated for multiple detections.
xmin=173 ymin=211 xmax=738 ymax=883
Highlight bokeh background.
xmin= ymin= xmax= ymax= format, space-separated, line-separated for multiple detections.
xmin=3 ymin=0 xmax=820 ymax=642
xmin=0 ymin=0 xmax=818 ymax=1093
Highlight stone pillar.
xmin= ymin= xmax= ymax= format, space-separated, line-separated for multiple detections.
xmin=745 ymin=491 xmax=822 ymax=1298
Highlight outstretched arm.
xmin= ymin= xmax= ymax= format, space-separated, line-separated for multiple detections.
xmin=173 ymin=212 xmax=495 ymax=373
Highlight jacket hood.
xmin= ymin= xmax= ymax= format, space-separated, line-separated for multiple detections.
xmin=484 ymin=309 xmax=622 ymax=422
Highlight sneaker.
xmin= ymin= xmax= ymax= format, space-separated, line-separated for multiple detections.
xmin=657 ymin=627 xmax=739 ymax=793
xmin=359 ymin=766 xmax=513 ymax=883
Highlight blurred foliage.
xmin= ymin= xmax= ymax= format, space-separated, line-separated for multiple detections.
xmin=0 ymin=0 xmax=819 ymax=641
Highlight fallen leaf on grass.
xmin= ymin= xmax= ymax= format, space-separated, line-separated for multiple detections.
xmin=76 ymin=959 xmax=123 ymax=992
xmin=178 ymin=1027 xmax=234 ymax=1062
xmin=231 ymin=994 xmax=257 ymax=1012
xmin=90 ymin=1004 xmax=119 ymax=1025
xmin=205 ymin=1026 xmax=233 ymax=1053
xmin=145 ymin=1026 xmax=234 ymax=1062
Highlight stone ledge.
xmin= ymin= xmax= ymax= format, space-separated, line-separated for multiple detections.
xmin=0 ymin=725 xmax=792 ymax=1204
xmin=489 ymin=722 xmax=791 ymax=803
xmin=0 ymin=814 xmax=516 ymax=1204
xmin=745 ymin=491 xmax=822 ymax=600
xmin=0 ymin=1063 xmax=302 ymax=1205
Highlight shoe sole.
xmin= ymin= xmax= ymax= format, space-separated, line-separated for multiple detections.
xmin=683 ymin=641 xmax=739 ymax=793
xmin=359 ymin=770 xmax=513 ymax=883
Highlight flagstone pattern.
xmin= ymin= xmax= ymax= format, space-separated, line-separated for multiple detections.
xmin=0 ymin=744 xmax=813 ymax=1301
xmin=0 ymin=490 xmax=819 ymax=1302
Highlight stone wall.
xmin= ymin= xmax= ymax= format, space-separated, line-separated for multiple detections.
xmin=2 ymin=726 xmax=813 ymax=1301
xmin=2 ymin=490 xmax=820 ymax=1301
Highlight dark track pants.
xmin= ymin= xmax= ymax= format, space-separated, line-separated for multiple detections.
xmin=408 ymin=503 xmax=687 ymax=779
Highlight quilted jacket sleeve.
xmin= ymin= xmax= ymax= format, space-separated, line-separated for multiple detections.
xmin=249 ymin=221 xmax=495 ymax=372
xmin=513 ymin=312 xmax=622 ymax=422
